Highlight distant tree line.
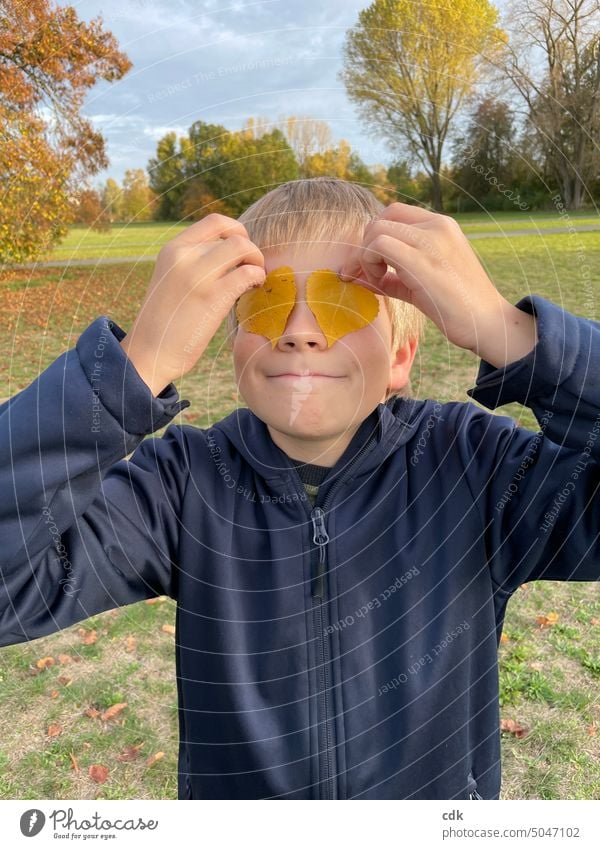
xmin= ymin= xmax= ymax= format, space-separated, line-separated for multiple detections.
xmin=2 ymin=0 xmax=598 ymax=262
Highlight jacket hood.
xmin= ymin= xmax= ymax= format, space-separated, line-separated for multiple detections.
xmin=212 ymin=395 xmax=431 ymax=489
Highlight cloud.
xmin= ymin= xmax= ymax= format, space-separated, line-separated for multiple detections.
xmin=75 ymin=1 xmax=393 ymax=183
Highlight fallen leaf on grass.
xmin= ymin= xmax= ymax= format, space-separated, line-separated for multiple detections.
xmin=117 ymin=743 xmax=144 ymax=762
xmin=100 ymin=702 xmax=128 ymax=722
xmin=500 ymin=633 xmax=509 ymax=644
xmin=161 ymin=623 xmax=175 ymax=635
xmin=145 ymin=751 xmax=164 ymax=767
xmin=535 ymin=611 xmax=559 ymax=628
xmin=83 ymin=707 xmax=101 ymax=719
xmin=36 ymin=656 xmax=55 ymax=669
xmin=77 ymin=628 xmax=97 ymax=645
xmin=500 ymin=718 xmax=528 ymax=738
xmin=88 ymin=764 xmax=109 ymax=783
xmin=47 ymin=724 xmax=62 ymax=737
xmin=124 ymin=635 xmax=137 ymax=652
xmin=587 ymin=724 xmax=597 ymax=737
xmin=69 ymin=752 xmax=80 ymax=772
xmin=49 ymin=690 xmax=59 ymax=699
xmin=145 ymin=596 xmax=167 ymax=605
xmin=57 ymin=675 xmax=73 ymax=687
xmin=57 ymin=654 xmax=73 ymax=665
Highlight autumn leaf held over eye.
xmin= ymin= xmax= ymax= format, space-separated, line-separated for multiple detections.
xmin=235 ymin=265 xmax=379 ymax=348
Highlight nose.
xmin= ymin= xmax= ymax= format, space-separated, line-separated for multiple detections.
xmin=275 ymin=300 xmax=328 ymax=351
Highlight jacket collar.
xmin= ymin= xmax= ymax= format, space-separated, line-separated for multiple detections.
xmin=212 ymin=396 xmax=428 ymax=487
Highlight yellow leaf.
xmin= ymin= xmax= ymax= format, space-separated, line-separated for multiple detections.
xmin=235 ymin=266 xmax=380 ymax=349
xmin=235 ymin=266 xmax=296 ymax=349
xmin=305 ymin=269 xmax=379 ymax=347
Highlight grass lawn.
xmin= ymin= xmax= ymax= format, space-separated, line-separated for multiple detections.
xmin=0 ymin=229 xmax=598 ymax=799
xmin=38 ymin=210 xmax=600 ymax=262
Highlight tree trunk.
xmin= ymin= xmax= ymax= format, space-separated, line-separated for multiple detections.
xmin=571 ymin=174 xmax=585 ymax=210
xmin=430 ymin=170 xmax=444 ymax=212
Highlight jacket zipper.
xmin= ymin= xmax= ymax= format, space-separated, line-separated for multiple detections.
xmin=467 ymin=769 xmax=483 ymax=799
xmin=305 ymin=435 xmax=378 ymax=799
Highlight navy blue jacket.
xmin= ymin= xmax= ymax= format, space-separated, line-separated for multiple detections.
xmin=1 ymin=295 xmax=599 ymax=799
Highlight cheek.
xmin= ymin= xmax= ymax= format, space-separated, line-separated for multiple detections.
xmin=348 ymin=320 xmax=390 ymax=368
xmin=233 ymin=331 xmax=263 ymax=382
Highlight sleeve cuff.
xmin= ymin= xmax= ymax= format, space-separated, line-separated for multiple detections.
xmin=76 ymin=316 xmax=191 ymax=435
xmin=466 ymin=294 xmax=581 ymax=409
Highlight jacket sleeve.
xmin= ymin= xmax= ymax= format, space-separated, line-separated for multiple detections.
xmin=459 ymin=294 xmax=600 ymax=593
xmin=0 ymin=316 xmax=191 ymax=648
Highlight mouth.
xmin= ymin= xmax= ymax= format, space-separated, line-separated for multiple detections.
xmin=268 ymin=373 xmax=344 ymax=379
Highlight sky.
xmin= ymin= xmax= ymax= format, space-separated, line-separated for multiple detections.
xmin=73 ymin=0 xmax=509 ymax=186
xmin=71 ymin=0 xmax=394 ymax=185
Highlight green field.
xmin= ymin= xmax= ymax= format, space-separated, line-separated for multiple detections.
xmin=0 ymin=222 xmax=598 ymax=799
xmin=38 ymin=211 xmax=600 ymax=262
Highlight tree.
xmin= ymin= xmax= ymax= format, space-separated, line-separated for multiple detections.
xmin=120 ymin=169 xmax=155 ymax=222
xmin=71 ymin=187 xmax=111 ymax=230
xmin=148 ymin=120 xmax=299 ymax=220
xmin=180 ymin=181 xmax=228 ymax=221
xmin=276 ymin=116 xmax=334 ymax=175
xmin=147 ymin=131 xmax=186 ymax=221
xmin=101 ymin=177 xmax=122 ymax=222
xmin=450 ymin=97 xmax=523 ymax=209
xmin=0 ymin=0 xmax=131 ymax=263
xmin=501 ymin=0 xmax=600 ymax=209
xmin=339 ymin=0 xmax=506 ymax=211
xmin=208 ymin=125 xmax=299 ymax=216
xmin=386 ymin=160 xmax=424 ymax=204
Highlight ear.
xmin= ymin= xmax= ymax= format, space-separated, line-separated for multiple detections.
xmin=388 ymin=336 xmax=419 ymax=394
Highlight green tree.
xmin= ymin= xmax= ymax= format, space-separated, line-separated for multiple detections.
xmin=386 ymin=160 xmax=423 ymax=204
xmin=149 ymin=120 xmax=299 ymax=220
xmin=339 ymin=0 xmax=506 ymax=211
xmin=450 ymin=97 xmax=523 ymax=210
xmin=147 ymin=131 xmax=186 ymax=220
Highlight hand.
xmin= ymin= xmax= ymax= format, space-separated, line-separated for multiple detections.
xmin=339 ymin=202 xmax=537 ymax=363
xmin=120 ymin=213 xmax=266 ymax=395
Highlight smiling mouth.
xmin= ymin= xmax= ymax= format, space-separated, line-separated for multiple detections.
xmin=268 ymin=373 xmax=344 ymax=378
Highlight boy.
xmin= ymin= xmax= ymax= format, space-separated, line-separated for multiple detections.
xmin=1 ymin=177 xmax=598 ymax=800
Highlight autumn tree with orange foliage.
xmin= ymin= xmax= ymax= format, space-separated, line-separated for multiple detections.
xmin=0 ymin=0 xmax=131 ymax=263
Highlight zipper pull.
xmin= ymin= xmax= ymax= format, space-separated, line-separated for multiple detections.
xmin=311 ymin=507 xmax=330 ymax=599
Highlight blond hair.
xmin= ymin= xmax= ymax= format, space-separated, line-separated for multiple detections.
xmin=225 ymin=177 xmax=425 ymax=400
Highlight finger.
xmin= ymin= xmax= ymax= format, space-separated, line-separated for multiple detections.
xmin=201 ymin=233 xmax=265 ymax=278
xmin=170 ymin=213 xmax=249 ymax=246
xmin=223 ymin=262 xmax=267 ymax=301
xmin=362 ymin=218 xmax=436 ymax=254
xmin=339 ymin=246 xmax=364 ymax=281
xmin=361 ymin=234 xmax=423 ymax=288
xmin=379 ymin=201 xmax=434 ymax=224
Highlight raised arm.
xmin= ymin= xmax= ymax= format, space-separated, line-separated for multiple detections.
xmin=0 ymin=315 xmax=190 ymax=647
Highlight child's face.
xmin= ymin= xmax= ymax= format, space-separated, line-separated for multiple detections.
xmin=232 ymin=242 xmax=413 ymax=464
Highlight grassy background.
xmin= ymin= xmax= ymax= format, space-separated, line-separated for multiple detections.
xmin=35 ymin=211 xmax=600 ymax=262
xmin=0 ymin=216 xmax=598 ymax=799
